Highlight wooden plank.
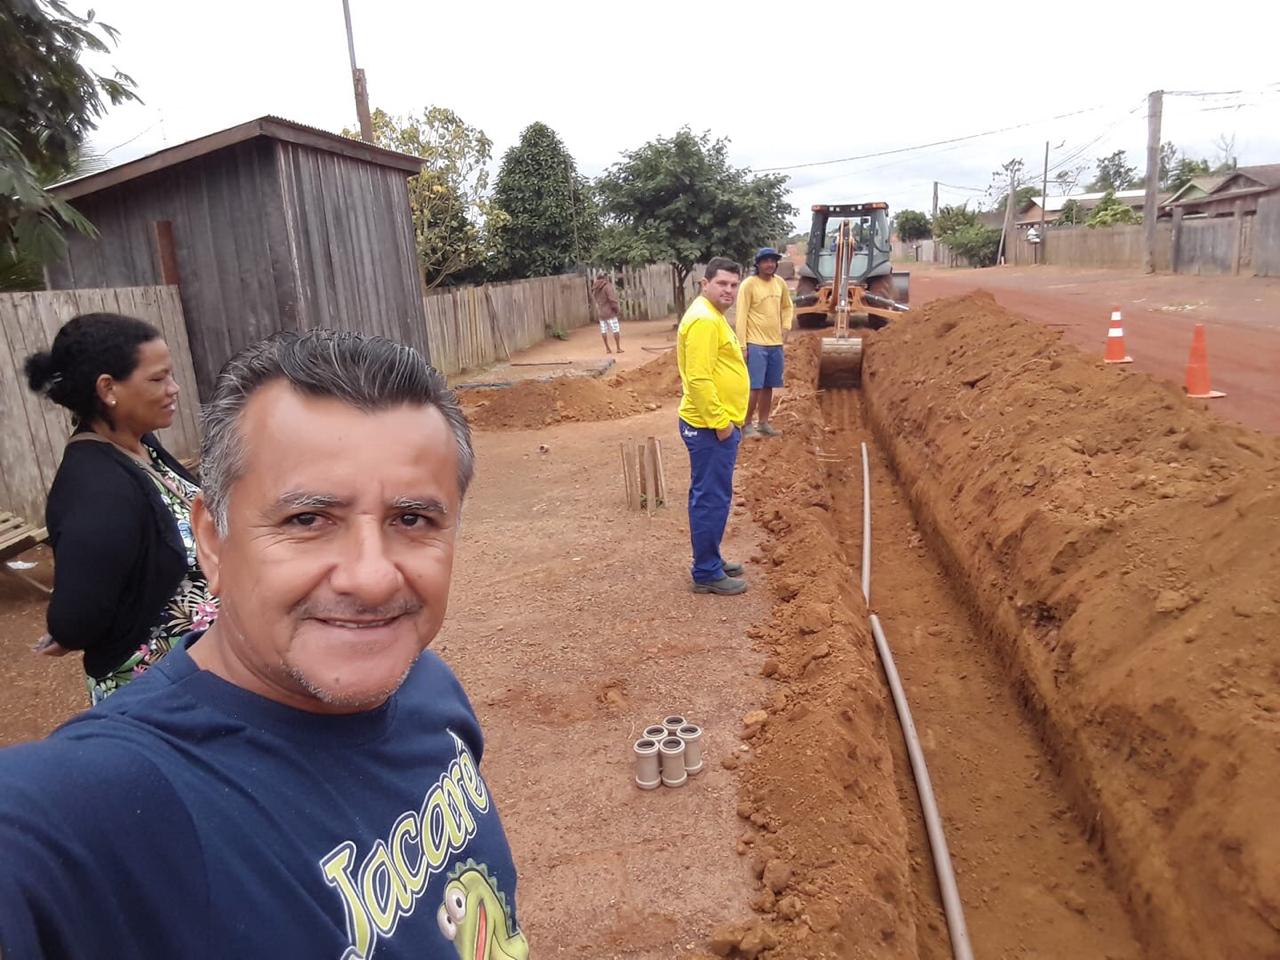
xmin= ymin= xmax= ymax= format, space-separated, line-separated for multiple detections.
xmin=1255 ymin=195 xmax=1280 ymax=277
xmin=647 ymin=436 xmax=666 ymax=508
xmin=636 ymin=441 xmax=649 ymax=512
xmin=641 ymin=441 xmax=655 ymax=517
xmin=14 ymin=292 xmax=66 ymax=493
xmin=153 ymin=220 xmax=182 ymax=284
xmin=619 ymin=441 xmax=639 ymax=511
xmin=0 ymin=297 xmax=54 ymax=519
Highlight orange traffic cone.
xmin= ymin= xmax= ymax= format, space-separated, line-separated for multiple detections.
xmin=1103 ymin=308 xmax=1133 ymax=364
xmin=1185 ymin=323 xmax=1225 ymax=399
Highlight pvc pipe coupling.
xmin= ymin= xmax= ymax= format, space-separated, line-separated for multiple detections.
xmin=634 ymin=715 xmax=706 ymax=789
xmin=633 ymin=737 xmax=661 ymax=790
xmin=677 ymin=723 xmax=703 ymax=776
xmin=659 ymin=736 xmax=687 ymax=788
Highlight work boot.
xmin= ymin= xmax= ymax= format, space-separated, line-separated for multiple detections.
xmin=758 ymin=422 xmax=781 ymax=437
xmin=722 ymin=561 xmax=744 ymax=576
xmin=692 ymin=576 xmax=747 ymax=596
xmin=742 ymin=424 xmax=760 ymax=438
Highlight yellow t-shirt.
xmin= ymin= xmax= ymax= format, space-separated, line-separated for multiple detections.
xmin=734 ymin=274 xmax=794 ymax=346
xmin=677 ymin=296 xmax=749 ymax=429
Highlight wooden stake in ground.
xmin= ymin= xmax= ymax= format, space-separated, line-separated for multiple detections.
xmin=636 ymin=441 xmax=649 ymax=512
xmin=641 ymin=442 xmax=656 ymax=516
xmin=619 ymin=442 xmax=640 ymax=510
xmin=646 ymin=436 xmax=666 ymax=508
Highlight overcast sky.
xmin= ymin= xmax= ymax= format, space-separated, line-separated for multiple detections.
xmin=83 ymin=0 xmax=1280 ymax=230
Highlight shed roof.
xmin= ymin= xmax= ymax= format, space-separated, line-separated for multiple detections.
xmin=1219 ymin=164 xmax=1280 ymax=190
xmin=50 ymin=115 xmax=423 ymax=201
xmin=1162 ymin=175 xmax=1230 ymax=206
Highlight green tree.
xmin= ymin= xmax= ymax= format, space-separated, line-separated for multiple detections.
xmin=932 ymin=203 xmax=977 ymax=240
xmin=1089 ymin=150 xmax=1137 ymax=192
xmin=947 ymin=224 xmax=1001 ymax=267
xmin=1086 ymin=189 xmax=1140 ymax=228
xmin=1057 ymin=198 xmax=1086 ymax=226
xmin=595 ymin=128 xmax=794 ymax=311
xmin=1166 ymin=155 xmax=1212 ymax=193
xmin=1157 ymin=140 xmax=1177 ymax=187
xmin=1 ymin=0 xmax=138 ymax=289
xmin=344 ymin=106 xmax=497 ymax=289
xmin=488 ymin=122 xmax=596 ymax=280
xmin=895 ymin=209 xmax=931 ymax=242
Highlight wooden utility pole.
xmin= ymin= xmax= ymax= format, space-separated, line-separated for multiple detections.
xmin=932 ymin=181 xmax=939 ymax=222
xmin=998 ymin=164 xmax=1018 ymax=265
xmin=1039 ymin=140 xmax=1049 ymax=265
xmin=1143 ymin=89 xmax=1163 ymax=274
xmin=341 ymin=0 xmax=374 ymax=142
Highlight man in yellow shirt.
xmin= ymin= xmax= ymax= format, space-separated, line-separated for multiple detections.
xmin=735 ymin=247 xmax=794 ymax=438
xmin=677 ymin=258 xmax=750 ymax=595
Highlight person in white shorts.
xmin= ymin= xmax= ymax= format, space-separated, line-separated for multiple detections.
xmin=593 ymin=273 xmax=623 ymax=354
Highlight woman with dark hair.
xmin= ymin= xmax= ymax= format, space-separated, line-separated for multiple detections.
xmin=25 ymin=313 xmax=217 ymax=703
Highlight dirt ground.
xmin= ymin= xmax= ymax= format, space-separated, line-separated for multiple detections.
xmin=909 ymin=264 xmax=1280 ymax=435
xmin=2 ymin=300 xmax=1276 ymax=959
xmin=441 ymin=405 xmax=773 ymax=957
xmin=865 ymin=293 xmax=1279 ymax=959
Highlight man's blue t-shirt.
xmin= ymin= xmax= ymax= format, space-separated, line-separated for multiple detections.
xmin=0 ymin=636 xmax=524 ymax=959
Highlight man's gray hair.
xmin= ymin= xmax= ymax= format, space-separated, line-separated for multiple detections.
xmin=200 ymin=330 xmax=474 ymax=534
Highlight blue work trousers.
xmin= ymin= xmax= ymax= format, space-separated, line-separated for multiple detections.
xmin=679 ymin=418 xmax=741 ymax=584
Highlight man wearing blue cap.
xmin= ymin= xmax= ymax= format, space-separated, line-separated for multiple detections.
xmin=735 ymin=247 xmax=794 ymax=437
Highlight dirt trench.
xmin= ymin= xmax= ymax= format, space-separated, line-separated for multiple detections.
xmin=814 ymin=387 xmax=1140 ymax=959
xmin=855 ymin=294 xmax=1279 ymax=960
xmin=446 ymin=295 xmax=1277 ymax=959
xmin=712 ymin=342 xmax=1144 ymax=960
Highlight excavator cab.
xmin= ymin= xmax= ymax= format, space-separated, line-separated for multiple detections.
xmin=795 ymin=202 xmax=910 ymax=331
xmin=811 ymin=204 xmax=892 ymax=286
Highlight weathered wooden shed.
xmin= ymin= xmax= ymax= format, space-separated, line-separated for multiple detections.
xmin=47 ymin=116 xmax=428 ymax=396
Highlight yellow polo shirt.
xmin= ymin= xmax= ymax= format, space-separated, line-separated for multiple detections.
xmin=734 ymin=274 xmax=794 ymax=346
xmin=677 ymin=295 xmax=749 ymax=429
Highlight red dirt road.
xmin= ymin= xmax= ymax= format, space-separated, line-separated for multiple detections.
xmin=909 ymin=265 xmax=1280 ymax=435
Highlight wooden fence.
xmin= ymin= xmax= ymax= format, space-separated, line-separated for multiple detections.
xmin=616 ymin=263 xmax=700 ymax=321
xmin=900 ymin=201 xmax=1278 ymax=277
xmin=0 ymin=286 xmax=201 ymax=522
xmin=1255 ymin=195 xmax=1280 ymax=277
xmin=422 ymin=264 xmax=699 ymax=377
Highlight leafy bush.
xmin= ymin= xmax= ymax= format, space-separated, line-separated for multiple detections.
xmin=947 ymin=224 xmax=1002 ymax=267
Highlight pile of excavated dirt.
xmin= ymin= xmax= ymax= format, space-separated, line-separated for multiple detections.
xmin=612 ymin=348 xmax=684 ymax=401
xmin=863 ymin=292 xmax=1280 ymax=960
xmin=461 ymin=352 xmax=683 ymax=430
xmin=706 ymin=338 xmax=919 ymax=960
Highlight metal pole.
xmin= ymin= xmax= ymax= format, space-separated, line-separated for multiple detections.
xmin=1143 ymin=90 xmax=1163 ymax=274
xmin=341 ymin=0 xmax=374 ymax=142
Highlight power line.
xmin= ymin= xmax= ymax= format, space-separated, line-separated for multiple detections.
xmin=102 ymin=119 xmax=164 ymax=156
xmin=755 ymin=104 xmax=1109 ymax=173
xmin=1164 ymin=89 xmax=1244 ymax=98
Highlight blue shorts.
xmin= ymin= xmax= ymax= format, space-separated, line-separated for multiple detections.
xmin=747 ymin=344 xmax=784 ymax=389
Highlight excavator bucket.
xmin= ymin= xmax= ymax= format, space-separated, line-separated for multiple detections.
xmin=818 ymin=218 xmax=865 ymax=389
xmin=818 ymin=335 xmax=863 ymax=388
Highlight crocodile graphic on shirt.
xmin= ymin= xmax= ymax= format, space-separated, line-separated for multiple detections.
xmin=436 ymin=860 xmax=528 ymax=960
